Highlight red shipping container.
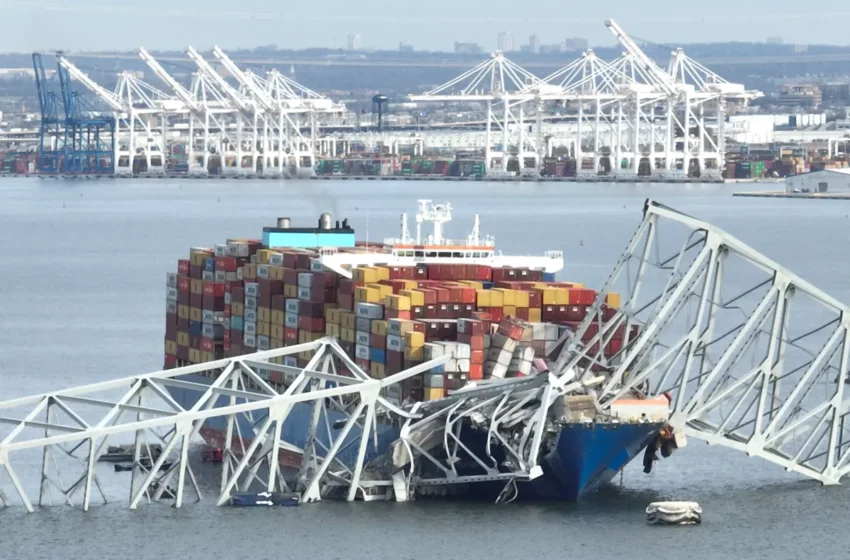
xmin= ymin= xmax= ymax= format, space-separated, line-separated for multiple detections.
xmin=215 ymin=256 xmax=237 ymax=272
xmin=606 ymin=339 xmax=623 ymax=356
xmin=231 ymin=287 xmax=245 ymax=304
xmin=468 ymin=363 xmax=484 ymax=380
xmin=283 ymin=268 xmax=300 ymax=285
xmin=566 ymin=305 xmax=587 ymax=322
xmin=338 ymin=278 xmax=354 ymax=295
xmin=202 ymin=282 xmax=226 ymax=298
xmin=201 ymin=337 xmax=215 ymax=353
xmin=411 ymin=321 xmax=426 ymax=334
xmin=488 ymin=308 xmax=504 ymax=323
xmin=190 ymin=265 xmax=203 ymax=279
xmin=295 ymin=253 xmax=312 ymax=271
xmin=459 ymin=333 xmax=485 ymax=351
xmin=258 ymin=278 xmax=284 ymax=296
xmin=271 ymin=295 xmax=286 ymax=311
xmin=417 ymin=288 xmax=438 ymax=305
xmin=178 ymin=317 xmax=189 ymax=331
xmin=299 ymin=301 xmax=325 ymax=318
xmin=412 ymin=306 xmax=424 ymax=320
xmin=224 ymin=330 xmax=231 ymax=343
xmin=385 ymin=309 xmax=412 ymax=321
xmin=282 ymin=252 xmax=298 ymax=269
xmin=370 ymin=333 xmax=386 ymax=350
xmin=178 ymin=260 xmax=190 ymax=275
xmin=231 ymin=343 xmax=243 ymax=356
xmin=164 ymin=354 xmax=177 ymax=369
xmin=415 ymin=264 xmax=428 ymax=279
xmin=569 ymin=289 xmax=596 ymax=306
xmin=165 ymin=322 xmax=177 ymax=340
xmin=338 ymin=293 xmax=354 ymax=311
xmin=497 ymin=320 xmax=525 ymax=341
xmin=177 ymin=276 xmax=191 ymax=293
xmin=470 ymin=350 xmax=485 ymax=364
xmin=515 ymin=307 xmax=529 ymax=321
xmin=203 ymin=295 xmax=225 ymax=311
xmin=190 ymin=293 xmax=203 ymax=308
xmin=387 ymin=350 xmax=404 ymax=369
xmin=299 ymin=316 xmax=325 ymax=332
xmin=284 ymin=328 xmax=298 ymax=343
xmin=311 ymin=271 xmax=337 ymax=289
xmin=310 ymin=285 xmax=337 ymax=303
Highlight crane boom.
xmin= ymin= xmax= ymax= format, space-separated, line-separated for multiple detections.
xmin=138 ymin=48 xmax=199 ymax=112
xmin=186 ymin=47 xmax=251 ymax=113
xmin=211 ymin=47 xmax=274 ymax=111
xmin=604 ymin=19 xmax=676 ymax=95
xmin=56 ymin=55 xmax=125 ymax=112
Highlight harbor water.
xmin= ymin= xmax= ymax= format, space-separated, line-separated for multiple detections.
xmin=1 ymin=178 xmax=849 ymax=560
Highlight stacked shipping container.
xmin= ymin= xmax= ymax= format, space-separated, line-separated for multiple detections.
xmin=165 ymin=243 xmax=631 ymax=403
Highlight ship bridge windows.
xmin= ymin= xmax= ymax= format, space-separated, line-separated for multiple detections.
xmin=414 ymin=250 xmax=424 ymax=258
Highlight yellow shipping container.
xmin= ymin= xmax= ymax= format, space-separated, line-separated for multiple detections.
xmin=386 ymin=294 xmax=411 ymax=311
xmin=404 ymin=331 xmax=425 ymax=348
xmin=503 ymin=306 xmax=517 ymax=317
xmin=326 ymin=323 xmax=341 ymax=338
xmin=367 ymin=283 xmax=393 ymax=300
xmin=190 ymin=308 xmax=202 ymax=322
xmin=606 ymin=292 xmax=621 ymax=309
xmin=476 ymin=289 xmax=491 ymax=307
xmin=257 ymin=322 xmax=270 ymax=337
xmin=188 ymin=349 xmax=201 ymax=363
xmin=271 ymin=310 xmax=284 ymax=325
xmin=232 ymin=302 xmax=244 ymax=316
xmin=370 ymin=363 xmax=386 ymax=379
xmin=353 ymin=267 xmax=379 ymax=284
xmin=190 ymin=279 xmax=204 ymax=295
xmin=341 ymin=312 xmax=357 ymax=330
xmin=200 ymin=351 xmax=214 ymax=363
xmin=495 ymin=288 xmax=516 ymax=307
xmin=341 ymin=328 xmax=356 ymax=343
xmin=371 ymin=320 xmax=388 ymax=336
xmin=489 ymin=289 xmax=504 ymax=308
xmin=177 ymin=332 xmax=190 ymax=347
xmin=556 ymin=289 xmax=571 ymax=306
xmin=459 ymin=280 xmax=484 ymax=290
xmin=271 ymin=324 xmax=285 ymax=340
xmin=178 ymin=305 xmax=190 ymax=320
xmin=258 ymin=307 xmax=271 ymax=323
xmin=165 ymin=340 xmax=178 ymax=355
xmin=400 ymin=289 xmax=425 ymax=307
xmin=243 ymin=263 xmax=257 ymax=280
xmin=355 ymin=286 xmax=381 ymax=303
xmin=256 ymin=249 xmax=274 ymax=264
xmin=284 ymin=284 xmax=298 ymax=298
xmin=404 ymin=346 xmax=424 ymax=361
xmin=325 ymin=308 xmax=340 ymax=324
xmin=425 ymin=387 xmax=445 ymax=401
xmin=515 ymin=290 xmax=530 ymax=308
xmin=528 ymin=308 xmax=542 ymax=322
xmin=269 ymin=266 xmax=285 ymax=281
xmin=374 ymin=266 xmax=390 ymax=281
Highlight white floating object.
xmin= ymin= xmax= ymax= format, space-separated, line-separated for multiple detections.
xmin=646 ymin=501 xmax=702 ymax=525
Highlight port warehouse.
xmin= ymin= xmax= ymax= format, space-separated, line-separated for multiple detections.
xmin=15 ymin=21 xmax=774 ymax=182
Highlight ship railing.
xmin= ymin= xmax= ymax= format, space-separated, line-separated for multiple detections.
xmin=382 ymin=237 xmax=496 ymax=247
xmin=318 ymin=247 xmax=339 ymax=256
xmin=545 ymin=250 xmax=564 ymax=260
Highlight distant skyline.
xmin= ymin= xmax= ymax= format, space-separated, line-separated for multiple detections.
xmin=4 ymin=0 xmax=850 ymax=53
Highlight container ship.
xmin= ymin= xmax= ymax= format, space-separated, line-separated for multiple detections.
xmin=163 ymin=200 xmax=669 ymax=501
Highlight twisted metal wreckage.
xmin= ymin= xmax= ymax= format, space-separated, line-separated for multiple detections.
xmin=1 ymin=200 xmax=849 ymax=512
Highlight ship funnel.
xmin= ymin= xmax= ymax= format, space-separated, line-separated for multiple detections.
xmin=319 ymin=213 xmax=332 ymax=230
xmin=277 ymin=217 xmax=291 ymax=228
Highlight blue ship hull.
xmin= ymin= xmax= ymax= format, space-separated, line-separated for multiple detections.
xmin=169 ymin=374 xmax=660 ymax=501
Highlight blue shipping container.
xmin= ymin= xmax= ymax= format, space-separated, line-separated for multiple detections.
xmin=370 ymin=348 xmax=386 ymax=364
xmin=230 ymin=316 xmax=244 ymax=331
xmin=189 ymin=321 xmax=203 ymax=336
xmin=204 ymin=258 xmax=216 ymax=273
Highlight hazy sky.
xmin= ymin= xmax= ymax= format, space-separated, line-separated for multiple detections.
xmin=3 ymin=0 xmax=849 ymax=53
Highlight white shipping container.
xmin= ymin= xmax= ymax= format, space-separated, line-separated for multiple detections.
xmin=309 ymin=259 xmax=325 ymax=272
xmin=355 ymin=317 xmax=371 ymax=332
xmin=424 ymin=373 xmax=444 ymax=388
xmin=215 ymin=244 xmax=228 ymax=257
xmin=283 ymin=356 xmax=298 ymax=368
xmin=226 ymin=271 xmax=238 ymax=282
xmin=285 ymin=299 xmax=300 ymax=314
xmin=485 ymin=361 xmax=508 ymax=379
xmin=356 ymin=303 xmax=383 ymax=319
xmin=245 ymin=296 xmax=257 ymax=309
xmin=166 ymin=272 xmax=178 ymax=287
xmin=257 ymin=265 xmax=270 ymax=279
xmin=384 ymin=384 xmax=401 ymax=406
xmin=224 ymin=292 xmax=232 ymax=305
xmin=245 ymin=283 xmax=259 ymax=297
xmin=214 ymin=270 xmax=226 ymax=283
xmin=202 ymin=323 xmax=215 ymax=339
xmin=545 ymin=323 xmax=559 ymax=341
xmin=202 ymin=310 xmax=215 ymax=324
xmin=298 ymin=272 xmax=314 ymax=288
xmin=243 ymin=334 xmax=257 ymax=348
xmin=517 ymin=345 xmax=535 ymax=362
xmin=423 ymin=343 xmax=444 ymax=360
xmin=227 ymin=241 xmax=250 ymax=257
xmin=355 ymin=331 xmax=370 ymax=345
xmin=297 ymin=287 xmax=311 ymax=301
xmin=166 ymin=287 xmax=178 ymax=302
xmin=244 ymin=322 xmax=257 ymax=336
xmin=244 ymin=309 xmax=258 ymax=323
xmin=355 ymin=344 xmax=370 ymax=360
xmin=456 ymin=358 xmax=470 ymax=371
xmin=237 ymin=268 xmax=244 ymax=281
xmin=531 ymin=323 xmax=547 ymax=341
xmin=491 ymin=333 xmax=518 ymax=354
xmin=387 ymin=335 xmax=404 ymax=351
xmin=166 ymin=301 xmax=177 ymax=315
xmin=202 ymin=271 xmax=214 ymax=281
xmin=268 ymin=253 xmax=284 ymax=266
xmin=257 ymin=335 xmax=270 ymax=351
xmin=285 ymin=313 xmax=299 ymax=328
xmin=214 ymin=311 xmax=226 ymax=325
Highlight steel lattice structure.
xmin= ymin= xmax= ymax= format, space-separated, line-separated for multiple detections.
xmin=553 ymin=200 xmax=850 ymax=484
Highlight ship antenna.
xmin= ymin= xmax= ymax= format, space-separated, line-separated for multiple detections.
xmin=401 ymin=211 xmax=410 ymax=243
xmin=470 ymin=213 xmax=481 ymax=245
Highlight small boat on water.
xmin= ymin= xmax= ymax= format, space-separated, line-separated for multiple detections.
xmin=99 ymin=444 xmax=162 ymax=463
xmin=113 ymin=460 xmax=173 ymax=473
xmin=230 ymin=492 xmax=300 ymax=507
xmin=646 ymin=501 xmax=702 ymax=525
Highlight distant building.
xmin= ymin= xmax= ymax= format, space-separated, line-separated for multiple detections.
xmin=766 ymin=36 xmax=783 ymax=45
xmin=529 ymin=35 xmax=540 ymax=54
xmin=564 ymin=37 xmax=588 ymax=51
xmin=399 ymin=43 xmax=414 ymax=53
xmin=777 ymin=84 xmax=822 ymax=109
xmin=794 ymin=44 xmax=809 ymax=53
xmin=820 ymin=83 xmax=850 ymax=103
xmin=347 ymin=34 xmax=362 ymax=50
xmin=497 ymin=32 xmax=515 ymax=52
xmin=454 ymin=42 xmax=483 ymax=54
xmin=539 ymin=43 xmax=564 ymax=54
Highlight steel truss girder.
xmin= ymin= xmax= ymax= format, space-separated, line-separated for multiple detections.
xmin=554 ymin=200 xmax=850 ymax=486
xmin=0 ymin=338 xmax=449 ymax=512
